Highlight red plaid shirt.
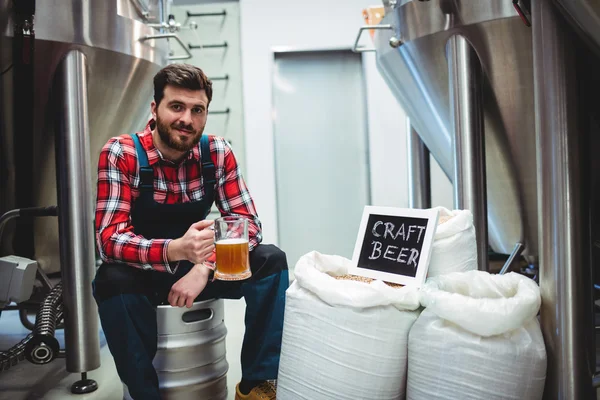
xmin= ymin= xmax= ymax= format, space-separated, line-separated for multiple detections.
xmin=95 ymin=121 xmax=262 ymax=273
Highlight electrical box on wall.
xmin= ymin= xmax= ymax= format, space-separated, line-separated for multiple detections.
xmin=170 ymin=1 xmax=246 ymax=219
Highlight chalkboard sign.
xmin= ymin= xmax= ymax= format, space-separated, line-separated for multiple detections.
xmin=350 ymin=206 xmax=439 ymax=287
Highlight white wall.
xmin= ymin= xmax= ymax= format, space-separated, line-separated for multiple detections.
xmin=362 ymin=52 xmax=410 ymax=208
xmin=239 ymin=0 xmax=411 ymax=244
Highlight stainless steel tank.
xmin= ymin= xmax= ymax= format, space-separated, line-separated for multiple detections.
xmin=367 ymin=0 xmax=597 ymax=397
xmin=0 ymin=0 xmax=173 ymax=379
xmin=0 ymin=0 xmax=9 ymax=40
xmin=372 ymin=1 xmax=537 ymax=261
xmin=1 ymin=0 xmax=169 ymax=273
xmin=554 ymin=0 xmax=600 ymax=52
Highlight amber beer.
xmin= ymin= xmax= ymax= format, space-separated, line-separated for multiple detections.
xmin=214 ymin=216 xmax=252 ymax=280
xmin=215 ymin=239 xmax=250 ymax=276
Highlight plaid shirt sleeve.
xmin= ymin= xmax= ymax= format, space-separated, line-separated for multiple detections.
xmin=204 ymin=136 xmax=263 ymax=265
xmin=95 ymin=137 xmax=174 ymax=273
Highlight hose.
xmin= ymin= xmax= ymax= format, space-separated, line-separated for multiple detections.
xmin=18 ymin=307 xmax=64 ymax=332
xmin=0 ymin=199 xmax=61 ymax=370
xmin=0 ymin=333 xmax=33 ymax=371
xmin=0 ymin=281 xmax=64 ymax=370
xmin=24 ymin=282 xmax=63 ymax=365
xmin=19 ymin=308 xmax=35 ymax=331
xmin=0 ymin=206 xmax=58 ymax=246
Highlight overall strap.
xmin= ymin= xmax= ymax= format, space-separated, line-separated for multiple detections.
xmin=130 ymin=133 xmax=154 ymax=191
xmin=200 ymin=135 xmax=216 ymax=205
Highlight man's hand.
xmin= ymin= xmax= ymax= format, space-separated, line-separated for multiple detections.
xmin=168 ymin=263 xmax=212 ymax=308
xmin=168 ymin=220 xmax=215 ymax=264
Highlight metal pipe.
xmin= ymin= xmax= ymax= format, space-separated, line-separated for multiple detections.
xmin=209 ymin=74 xmax=229 ymax=81
xmin=499 ymin=242 xmax=525 ymax=275
xmin=139 ymin=33 xmax=192 ymax=61
xmin=446 ymin=34 xmax=488 ymax=272
xmin=186 ymin=10 xmax=227 ymax=18
xmin=406 ymin=118 xmax=431 ymax=209
xmin=188 ymin=42 xmax=228 ymax=50
xmin=53 ymin=50 xmax=100 ymax=373
xmin=0 ymin=207 xmax=58 ymax=251
xmin=0 ymin=209 xmax=20 ymax=243
xmin=210 ymin=108 xmax=230 ymax=115
xmin=159 ymin=0 xmax=169 ymax=31
xmin=12 ymin=0 xmax=35 ymax=260
xmin=352 ymin=24 xmax=393 ymax=53
xmin=129 ymin=0 xmax=150 ymax=20
xmin=532 ymin=0 xmax=595 ymax=398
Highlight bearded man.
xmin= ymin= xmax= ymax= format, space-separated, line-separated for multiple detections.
xmin=92 ymin=63 xmax=288 ymax=400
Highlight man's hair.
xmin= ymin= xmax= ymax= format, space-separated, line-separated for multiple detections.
xmin=153 ymin=63 xmax=213 ymax=106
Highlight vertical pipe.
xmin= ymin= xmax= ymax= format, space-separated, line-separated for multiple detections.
xmin=12 ymin=0 xmax=35 ymax=259
xmin=159 ymin=0 xmax=170 ymax=29
xmin=447 ymin=35 xmax=488 ymax=272
xmin=407 ymin=118 xmax=431 ymax=209
xmin=532 ymin=0 xmax=594 ymax=398
xmin=53 ymin=50 xmax=100 ymax=373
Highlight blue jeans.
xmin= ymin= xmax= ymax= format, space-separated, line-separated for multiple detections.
xmin=93 ymin=244 xmax=289 ymax=400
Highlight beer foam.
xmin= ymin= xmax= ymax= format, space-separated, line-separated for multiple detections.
xmin=216 ymin=238 xmax=248 ymax=245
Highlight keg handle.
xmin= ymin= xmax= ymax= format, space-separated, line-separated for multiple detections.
xmin=157 ymin=300 xmax=222 ymax=334
xmin=182 ymin=308 xmax=213 ymax=323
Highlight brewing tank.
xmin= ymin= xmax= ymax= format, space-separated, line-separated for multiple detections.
xmin=370 ymin=2 xmax=598 ymax=396
xmin=373 ymin=1 xmax=537 ymax=259
xmin=0 ymin=0 xmax=169 ymax=273
xmin=553 ymin=0 xmax=600 ymax=52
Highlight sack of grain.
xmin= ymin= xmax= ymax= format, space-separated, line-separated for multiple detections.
xmin=277 ymin=251 xmax=420 ymax=400
xmin=427 ymin=207 xmax=477 ymax=278
xmin=407 ymin=270 xmax=547 ymax=400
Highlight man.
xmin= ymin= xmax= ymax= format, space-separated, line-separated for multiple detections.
xmin=92 ymin=63 xmax=288 ymax=400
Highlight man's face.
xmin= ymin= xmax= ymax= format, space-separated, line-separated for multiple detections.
xmin=151 ymin=85 xmax=208 ymax=153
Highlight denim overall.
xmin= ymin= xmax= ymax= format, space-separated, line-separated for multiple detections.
xmin=92 ymin=133 xmax=289 ymax=400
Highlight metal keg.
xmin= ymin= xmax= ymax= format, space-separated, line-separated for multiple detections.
xmin=154 ymin=298 xmax=229 ymax=400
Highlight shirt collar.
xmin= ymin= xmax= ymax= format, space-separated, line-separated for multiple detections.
xmin=140 ymin=119 xmax=201 ymax=166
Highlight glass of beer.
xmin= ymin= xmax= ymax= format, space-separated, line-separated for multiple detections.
xmin=214 ymin=216 xmax=252 ymax=281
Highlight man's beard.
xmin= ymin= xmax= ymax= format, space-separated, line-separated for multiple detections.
xmin=156 ymin=115 xmax=203 ymax=152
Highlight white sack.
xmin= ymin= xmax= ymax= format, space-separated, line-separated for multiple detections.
xmin=407 ymin=270 xmax=547 ymax=400
xmin=428 ymin=207 xmax=477 ymax=278
xmin=277 ymin=251 xmax=420 ymax=400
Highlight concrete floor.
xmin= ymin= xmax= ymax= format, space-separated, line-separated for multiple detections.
xmin=0 ymin=300 xmax=247 ymax=400
xmin=0 ymin=310 xmax=122 ymax=400
xmin=2 ymin=294 xmax=598 ymax=399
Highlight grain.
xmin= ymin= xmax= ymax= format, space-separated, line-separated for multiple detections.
xmin=334 ymin=274 xmax=404 ymax=288
xmin=438 ymin=215 xmax=452 ymax=224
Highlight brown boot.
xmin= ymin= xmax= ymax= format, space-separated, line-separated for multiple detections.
xmin=234 ymin=381 xmax=277 ymax=400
